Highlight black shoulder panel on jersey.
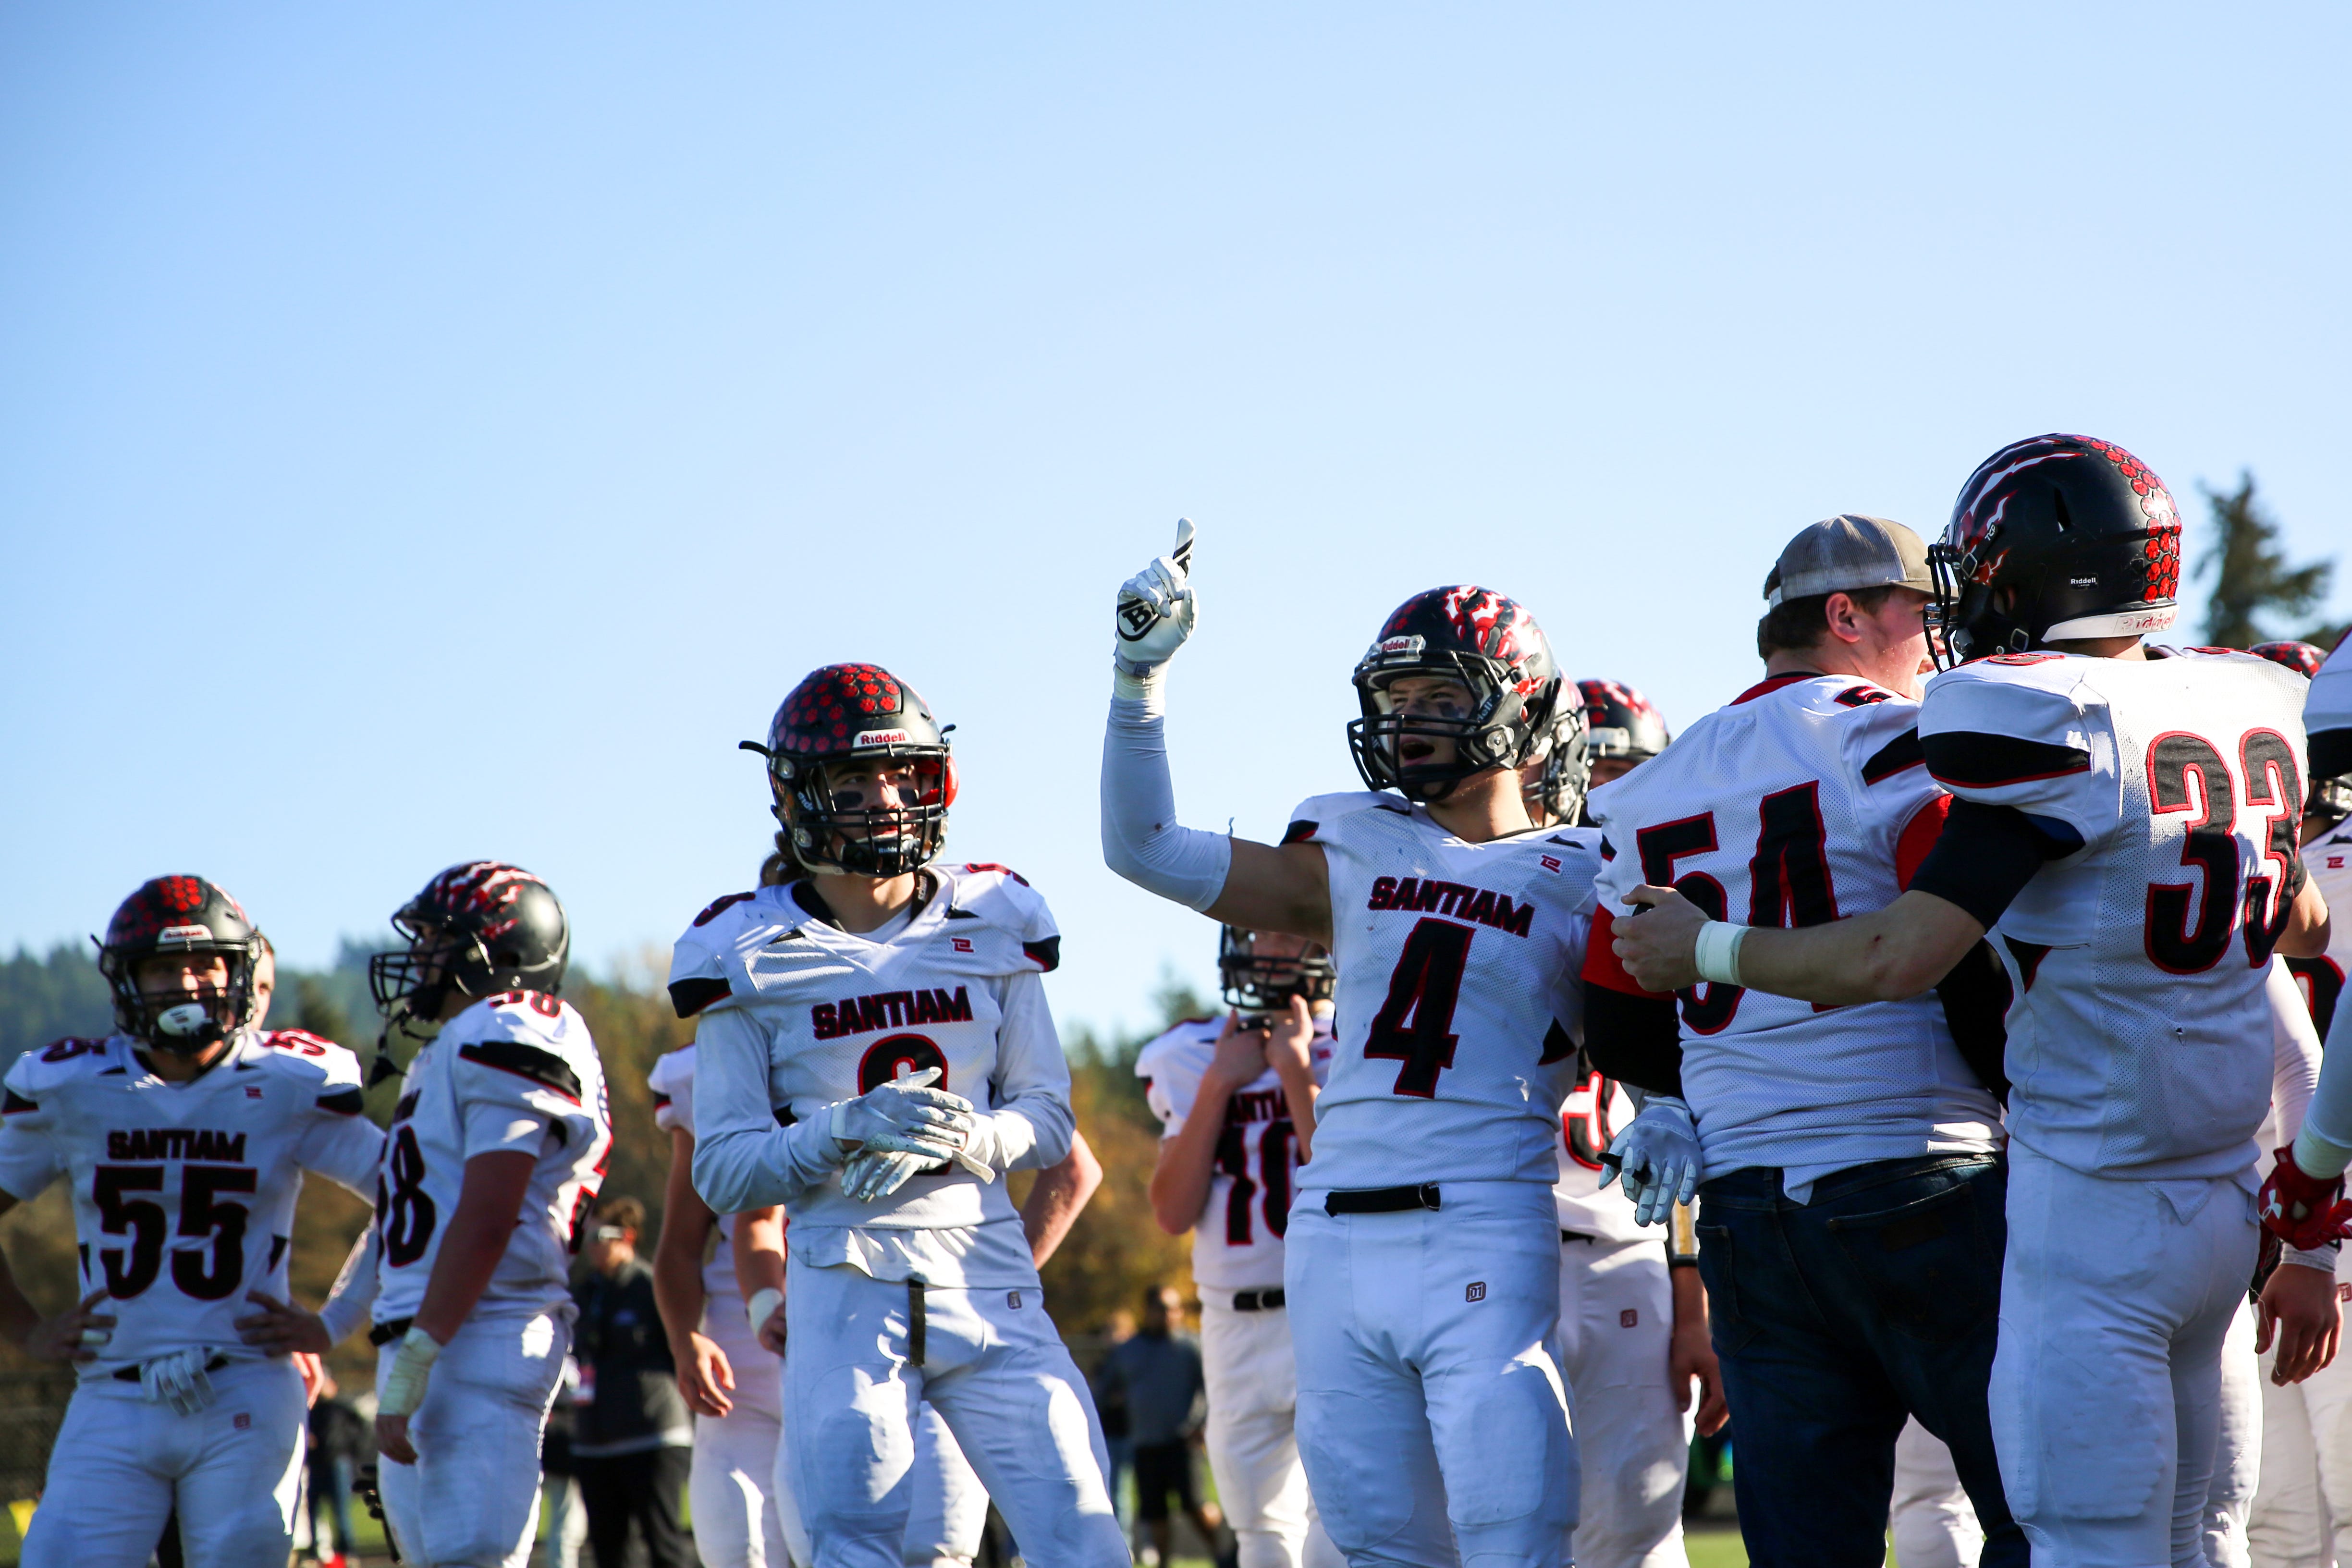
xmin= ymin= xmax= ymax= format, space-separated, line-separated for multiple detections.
xmin=457 ymin=1039 xmax=583 ymax=1103
xmin=1582 ymin=986 xmax=1683 ymax=1097
xmin=692 ymin=891 xmax=756 ymax=928
xmin=669 ymin=976 xmax=733 ymax=1020
xmin=316 ymin=1088 xmax=365 ymax=1116
xmin=1 ymin=1090 xmax=35 ymax=1115
xmin=1023 ymin=937 xmax=1062 ymax=972
xmin=1933 ymin=940 xmax=2010 ymax=1105
xmin=1281 ymin=820 xmax=1319 ymax=844
xmin=1921 ymin=731 xmax=2090 ymax=788
xmin=943 ymin=905 xmax=980 ymax=919
xmin=392 ymin=1090 xmax=420 ymax=1122
xmin=1861 ymin=728 xmax=1927 ymax=784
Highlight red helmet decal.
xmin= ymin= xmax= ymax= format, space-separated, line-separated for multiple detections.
xmin=420 ymin=862 xmax=543 ymax=942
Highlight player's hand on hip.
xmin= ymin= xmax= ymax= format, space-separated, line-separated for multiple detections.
xmin=830 ymin=1067 xmax=975 ymax=1152
xmin=235 ymin=1289 xmax=332 ymax=1355
xmin=377 ymin=1412 xmax=417 ymax=1466
xmin=24 ymin=1287 xmax=114 ymax=1365
xmin=1114 ymin=518 xmax=1198 ymax=678
xmin=2258 ymin=1260 xmax=2343 ymax=1384
xmin=1615 ymin=887 xmax=1707 ymax=992
xmin=2259 ymin=1145 xmax=2352 ymax=1250
xmin=1601 ymin=1095 xmax=1705 ymax=1226
xmin=676 ymin=1331 xmax=736 ymax=1418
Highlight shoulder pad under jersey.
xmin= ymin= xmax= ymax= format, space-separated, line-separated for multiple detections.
xmin=251 ymin=1030 xmax=368 ymax=1116
xmin=669 ymin=885 xmax=802 ymax=1019
xmin=1281 ymin=790 xmax=1405 ymax=844
xmin=648 ymin=1044 xmax=695 ymax=1134
xmin=6 ymin=1035 xmax=131 ymax=1101
xmin=441 ymin=993 xmax=593 ymax=1107
xmin=936 ymin=863 xmax=1062 ymax=972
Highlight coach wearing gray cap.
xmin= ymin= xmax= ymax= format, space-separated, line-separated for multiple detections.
xmin=1580 ymin=514 xmax=2023 ymax=1568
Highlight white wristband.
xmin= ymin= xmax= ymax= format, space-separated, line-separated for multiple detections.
xmin=747 ymin=1287 xmax=784 ymax=1334
xmin=1692 ymin=921 xmax=1749 ymax=987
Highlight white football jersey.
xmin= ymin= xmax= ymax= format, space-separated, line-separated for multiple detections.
xmin=1552 ymin=1062 xmax=1644 ymax=1244
xmin=372 ymin=992 xmax=612 ymax=1325
xmin=1137 ymin=1014 xmax=1336 ymax=1290
xmin=0 ymin=1028 xmax=382 ymax=1378
xmin=1587 ymin=672 xmax=2003 ymax=1200
xmin=649 ymin=1044 xmax=744 ymax=1305
xmin=1918 ymin=648 xmax=2311 ymax=1180
xmin=1282 ymin=791 xmax=1599 ymax=1193
xmin=673 ymin=865 xmax=1075 ymax=1289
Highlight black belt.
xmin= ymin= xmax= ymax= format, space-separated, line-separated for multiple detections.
xmin=1324 ymin=1183 xmax=1441 ymax=1216
xmin=1232 ymin=1288 xmax=1286 ymax=1311
xmin=114 ymin=1354 xmax=230 ymax=1384
xmin=370 ymin=1316 xmax=413 ymax=1348
xmin=1561 ymin=1229 xmax=1596 ymax=1245
xmin=907 ymin=1279 xmax=927 ymax=1369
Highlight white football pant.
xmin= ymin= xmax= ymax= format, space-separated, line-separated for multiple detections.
xmin=22 ymin=1357 xmax=305 ymax=1568
xmin=693 ymin=1337 xmax=803 ymax=1568
xmin=1991 ymin=1146 xmax=2254 ymax=1568
xmin=1287 ymin=1181 xmax=1576 ymax=1568
xmin=782 ymin=1259 xmax=1124 ymax=1568
xmin=2204 ymin=1300 xmax=2261 ymax=1568
xmin=1552 ymin=1237 xmax=1686 ymax=1568
xmin=901 ymin=1402 xmax=991 ymax=1568
xmin=1199 ymin=1291 xmax=1343 ymax=1568
xmin=1886 ymin=1418 xmax=1982 ymax=1568
xmin=2247 ymin=1282 xmax=2352 ymax=1568
xmin=377 ymin=1307 xmax=572 ymax=1568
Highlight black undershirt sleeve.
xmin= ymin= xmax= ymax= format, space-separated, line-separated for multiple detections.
xmin=1907 ymin=798 xmax=2069 ymax=931
xmin=1584 ymin=985 xmax=1685 ymax=1099
xmin=1933 ymin=939 xmax=2012 ymax=1105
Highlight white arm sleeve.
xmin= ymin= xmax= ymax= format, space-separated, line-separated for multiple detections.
xmin=318 ymin=1225 xmax=380 ymax=1346
xmin=691 ymin=1004 xmax=849 ymax=1213
xmin=2294 ymin=996 xmax=2352 ymax=1180
xmin=963 ymin=971 xmax=1076 ymax=1175
xmin=1101 ymin=676 xmax=1234 ymax=912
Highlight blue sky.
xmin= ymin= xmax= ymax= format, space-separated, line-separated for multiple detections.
xmin=3 ymin=4 xmax=2346 ymax=1039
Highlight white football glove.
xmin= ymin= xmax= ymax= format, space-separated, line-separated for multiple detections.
xmin=139 ymin=1348 xmax=217 ymax=1417
xmin=1113 ymin=518 xmax=1198 ymax=679
xmin=828 ymin=1068 xmax=975 ymax=1154
xmin=840 ymin=1146 xmax=940 ymax=1202
xmin=1599 ymin=1095 xmax=1705 ymax=1227
xmin=377 ymin=1325 xmax=443 ymax=1419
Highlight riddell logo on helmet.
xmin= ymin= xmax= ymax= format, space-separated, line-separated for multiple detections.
xmin=856 ymin=728 xmax=911 ymax=747
xmin=155 ymin=924 xmax=212 ymax=945
xmin=1377 ymin=635 xmax=1425 ymax=657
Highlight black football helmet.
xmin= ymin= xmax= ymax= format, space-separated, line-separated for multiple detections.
xmin=1931 ymin=434 xmax=2184 ymax=667
xmin=369 ymin=862 xmax=570 ymax=1032
xmin=95 ymin=876 xmax=264 ymax=1054
xmin=1577 ymin=678 xmax=1671 ymax=764
xmin=1524 ymin=695 xmax=1592 ymax=827
xmin=743 ymin=663 xmax=956 ymax=878
xmin=1217 ymin=926 xmax=1336 ymax=1015
xmin=2249 ymin=640 xmax=2328 ymax=681
xmin=1347 ymin=587 xmax=1561 ymax=802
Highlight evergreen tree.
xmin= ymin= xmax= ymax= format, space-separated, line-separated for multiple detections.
xmin=2197 ymin=473 xmax=2334 ymax=648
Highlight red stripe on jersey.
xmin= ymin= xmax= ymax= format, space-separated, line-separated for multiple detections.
xmin=1730 ymin=672 xmax=1820 ymax=706
xmin=1894 ymin=794 xmax=1952 ymax=892
xmin=1580 ymin=906 xmax=1672 ymax=998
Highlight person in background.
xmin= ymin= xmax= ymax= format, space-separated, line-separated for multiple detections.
xmin=540 ymin=1356 xmax=588 ymax=1568
xmin=1093 ymin=1310 xmax=1138 ymax=1533
xmin=305 ymin=1371 xmax=368 ymax=1568
xmin=1097 ymin=1285 xmax=1231 ymax=1568
xmin=571 ymin=1196 xmax=696 ymax=1568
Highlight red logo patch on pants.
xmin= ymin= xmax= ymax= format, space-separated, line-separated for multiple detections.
xmin=1620 ymin=1309 xmax=1639 ymax=1328
xmin=1465 ymin=1282 xmax=1486 ymax=1302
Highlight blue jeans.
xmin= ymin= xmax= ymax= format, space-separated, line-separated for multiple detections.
xmin=1695 ymin=1152 xmax=2023 ymax=1568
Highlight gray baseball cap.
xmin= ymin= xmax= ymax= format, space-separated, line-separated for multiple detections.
xmin=1764 ymin=514 xmax=1934 ymax=607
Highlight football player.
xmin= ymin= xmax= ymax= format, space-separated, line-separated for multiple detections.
xmin=1574 ymin=680 xmax=1672 ymax=793
xmin=1522 ymin=704 xmax=1727 ymax=1568
xmin=337 ymin=862 xmax=615 ymax=1568
xmin=2254 ymin=641 xmax=2352 ymax=1039
xmin=1616 ymin=438 xmax=2337 ymax=1568
xmin=0 ymin=876 xmax=381 ymax=1567
xmin=680 ymin=662 xmax=1125 ymax=1568
xmin=1578 ymin=514 xmax=2021 ymax=1568
xmin=1102 ymin=523 xmax=1597 ymax=1568
xmin=1137 ymin=927 xmax=1340 ymax=1568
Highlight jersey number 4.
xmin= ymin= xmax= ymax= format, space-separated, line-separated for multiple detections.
xmin=1364 ymin=918 xmax=1473 ymax=1096
xmin=2145 ymin=730 xmax=2303 ymax=973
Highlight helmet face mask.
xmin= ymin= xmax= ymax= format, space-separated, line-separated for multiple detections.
xmin=1523 ymin=697 xmax=1592 ymax=826
xmin=1217 ymin=926 xmax=1335 ymax=1016
xmin=95 ymin=876 xmax=262 ymax=1055
xmin=1930 ymin=434 xmax=2184 ymax=670
xmin=756 ymin=664 xmax=956 ymax=879
xmin=1347 ymin=588 xmax=1560 ymax=804
xmin=369 ymin=863 xmax=569 ymax=1032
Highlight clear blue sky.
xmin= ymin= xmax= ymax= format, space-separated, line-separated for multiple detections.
xmin=4 ymin=4 xmax=2346 ymax=1039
